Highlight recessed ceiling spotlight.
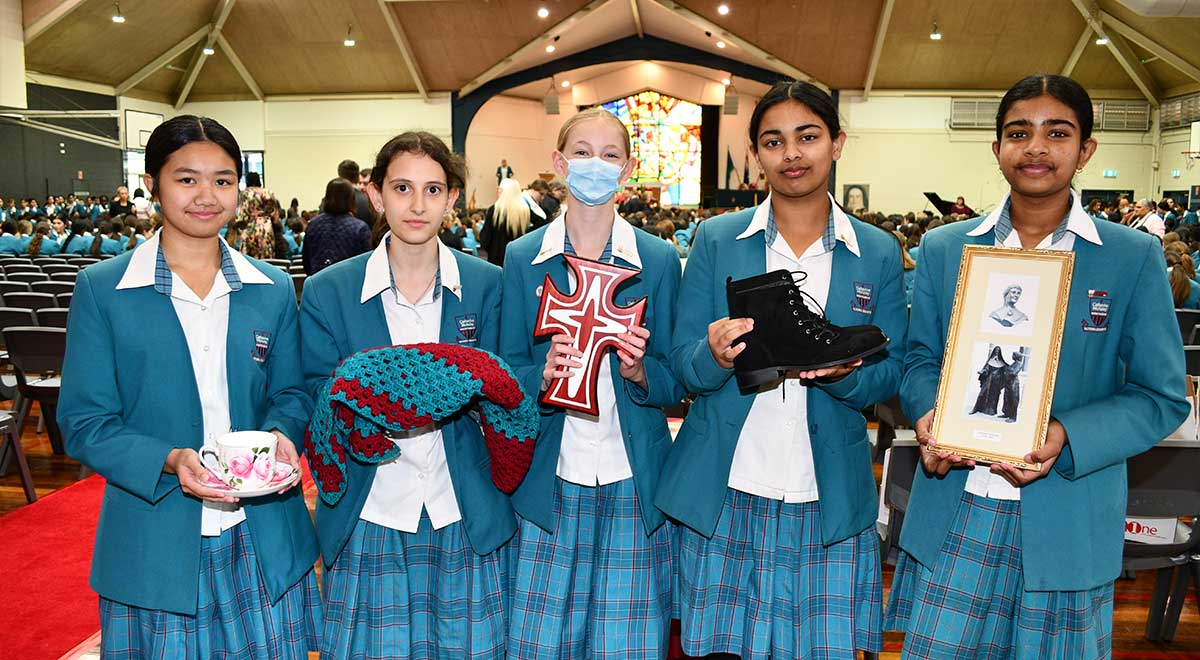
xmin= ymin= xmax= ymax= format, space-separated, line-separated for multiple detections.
xmin=929 ymin=22 xmax=941 ymax=40
xmin=561 ymin=80 xmax=571 ymax=87
xmin=546 ymin=44 xmax=556 ymax=53
xmin=1095 ymin=36 xmax=1109 ymax=45
xmin=721 ymin=77 xmax=731 ymax=85
xmin=717 ymin=4 xmax=730 ymax=15
xmin=202 ymin=46 xmax=215 ymax=55
xmin=111 ymin=2 xmax=125 ymax=23
xmin=716 ymin=40 xmax=726 ymax=48
xmin=537 ymin=6 xmax=550 ymax=18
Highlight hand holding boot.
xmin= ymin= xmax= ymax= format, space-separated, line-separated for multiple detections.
xmin=707 ymin=317 xmax=754 ymax=369
xmin=915 ymin=409 xmax=976 ymax=475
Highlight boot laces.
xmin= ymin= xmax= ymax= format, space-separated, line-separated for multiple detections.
xmin=784 ymin=272 xmax=839 ymax=344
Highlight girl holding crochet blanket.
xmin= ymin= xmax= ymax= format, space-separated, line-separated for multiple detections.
xmin=299 ymin=131 xmax=513 ymax=659
xmin=499 ymin=107 xmax=684 ymax=660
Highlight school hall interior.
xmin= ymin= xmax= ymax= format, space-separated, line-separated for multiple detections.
xmin=1 ymin=0 xmax=1198 ymax=659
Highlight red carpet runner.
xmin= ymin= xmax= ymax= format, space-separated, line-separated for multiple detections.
xmin=0 ymin=475 xmax=104 ymax=660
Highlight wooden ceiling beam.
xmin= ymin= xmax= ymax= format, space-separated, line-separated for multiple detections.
xmin=24 ymin=0 xmax=88 ymax=42
xmin=1099 ymin=10 xmax=1200 ymax=84
xmin=1068 ymin=0 xmax=1157 ymax=106
xmin=646 ymin=0 xmax=826 ymax=91
xmin=630 ymin=0 xmax=644 ymax=38
xmin=861 ymin=0 xmax=894 ymax=100
xmin=115 ymin=26 xmax=209 ymax=95
xmin=174 ymin=0 xmax=238 ymax=109
xmin=215 ymin=33 xmax=262 ymax=100
xmin=377 ymin=0 xmax=428 ymax=100
xmin=1061 ymin=25 xmax=1091 ymax=76
xmin=459 ymin=0 xmax=612 ymax=98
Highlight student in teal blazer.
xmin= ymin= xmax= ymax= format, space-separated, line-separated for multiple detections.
xmin=657 ymin=81 xmax=906 ymax=660
xmin=301 ymin=132 xmax=512 ymax=660
xmin=58 ymin=116 xmax=320 ymax=659
xmin=886 ymin=75 xmax=1189 ymax=660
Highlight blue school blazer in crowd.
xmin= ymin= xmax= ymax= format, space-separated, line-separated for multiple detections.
xmin=58 ymin=249 xmax=318 ymax=616
xmin=900 ymin=218 xmax=1188 ymax=592
xmin=59 ymin=248 xmax=319 ymax=614
xmin=299 ymin=247 xmax=515 ymax=565
xmin=499 ymin=219 xmax=684 ymax=535
xmin=655 ymin=206 xmax=907 ymax=544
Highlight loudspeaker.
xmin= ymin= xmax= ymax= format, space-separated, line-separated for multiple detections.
xmin=544 ymin=94 xmax=560 ymax=115
xmin=723 ymin=94 xmax=739 ymax=115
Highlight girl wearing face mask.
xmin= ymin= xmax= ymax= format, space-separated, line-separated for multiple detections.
xmin=499 ymin=107 xmax=684 ymax=660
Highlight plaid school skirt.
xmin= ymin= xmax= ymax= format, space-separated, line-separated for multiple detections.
xmin=675 ymin=488 xmax=883 ymax=660
xmin=98 ymin=523 xmax=322 ymax=660
xmin=321 ymin=517 xmax=509 ymax=660
xmin=884 ymin=492 xmax=1115 ymax=660
xmin=506 ymin=477 xmax=673 ymax=660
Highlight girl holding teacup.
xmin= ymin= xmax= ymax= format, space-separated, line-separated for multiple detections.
xmin=59 ymin=115 xmax=321 ymax=659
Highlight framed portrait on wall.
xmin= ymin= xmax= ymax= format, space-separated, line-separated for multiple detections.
xmin=842 ymin=184 xmax=869 ymax=212
xmin=931 ymin=246 xmax=1075 ymax=468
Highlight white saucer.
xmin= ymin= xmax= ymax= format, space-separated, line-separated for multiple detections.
xmin=206 ymin=469 xmax=302 ymax=498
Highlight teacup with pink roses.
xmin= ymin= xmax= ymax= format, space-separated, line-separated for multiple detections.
xmin=200 ymin=431 xmax=296 ymax=492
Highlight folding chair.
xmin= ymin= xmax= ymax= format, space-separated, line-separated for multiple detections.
xmin=41 ymin=264 xmax=78 ymax=276
xmin=31 ymin=257 xmax=66 ymax=267
xmin=56 ymin=293 xmax=72 ymax=308
xmin=33 ymin=308 xmax=69 ymax=328
xmin=7 ymin=272 xmax=48 ymax=286
xmin=0 ymin=412 xmax=33 ymax=502
xmin=50 ymin=272 xmax=77 ymax=283
xmin=1177 ymin=309 xmax=1200 ymax=342
xmin=31 ymin=281 xmax=75 ymax=297
xmin=3 ymin=293 xmax=60 ymax=314
xmin=2 ymin=327 xmax=66 ymax=455
xmin=0 ymin=282 xmax=30 ymax=299
xmin=3 ymin=264 xmax=42 ymax=275
xmin=878 ymin=437 xmax=921 ymax=565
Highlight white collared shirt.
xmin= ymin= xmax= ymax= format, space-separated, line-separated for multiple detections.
xmin=116 ymin=231 xmax=274 ymax=536
xmin=729 ymin=193 xmax=861 ymax=502
xmin=1130 ymin=212 xmax=1165 ymax=237
xmin=523 ymin=191 xmax=547 ymax=220
xmin=963 ymin=191 xmax=1101 ymax=500
xmin=532 ymin=213 xmax=641 ymax=486
xmin=357 ymin=235 xmax=465 ymax=532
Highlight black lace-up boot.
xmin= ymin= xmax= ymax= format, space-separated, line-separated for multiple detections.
xmin=725 ymin=269 xmax=889 ymax=390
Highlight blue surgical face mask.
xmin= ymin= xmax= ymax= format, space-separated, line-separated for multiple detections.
xmin=563 ymin=155 xmax=623 ymax=206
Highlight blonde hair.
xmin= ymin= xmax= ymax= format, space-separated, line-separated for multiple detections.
xmin=493 ymin=178 xmax=530 ymax=237
xmin=555 ymin=107 xmax=632 ymax=157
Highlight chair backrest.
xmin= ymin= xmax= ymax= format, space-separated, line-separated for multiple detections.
xmin=3 ymin=264 xmax=41 ymax=275
xmin=265 ymin=258 xmax=290 ymax=267
xmin=0 ymin=281 xmax=30 ymax=297
xmin=7 ymin=273 xmax=48 ymax=285
xmin=30 ymin=281 xmax=75 ymax=296
xmin=3 ymin=292 xmax=59 ymax=312
xmin=1127 ymin=441 xmax=1200 ymax=517
xmin=291 ymin=273 xmax=305 ymax=302
xmin=1186 ymin=346 xmax=1200 ymax=378
xmin=2 ymin=327 xmax=66 ymax=377
xmin=1177 ymin=309 xmax=1200 ymax=342
xmin=31 ymin=257 xmax=66 ymax=266
xmin=882 ymin=440 xmax=921 ymax=513
xmin=56 ymin=293 xmax=72 ymax=308
xmin=0 ymin=307 xmax=37 ymax=333
xmin=41 ymin=264 xmax=78 ymax=275
xmin=288 ymin=264 xmax=305 ymax=274
xmin=33 ymin=308 xmax=69 ymax=328
xmin=50 ymin=272 xmax=77 ymax=283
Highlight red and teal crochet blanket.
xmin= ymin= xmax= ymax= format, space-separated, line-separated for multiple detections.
xmin=304 ymin=343 xmax=538 ymax=505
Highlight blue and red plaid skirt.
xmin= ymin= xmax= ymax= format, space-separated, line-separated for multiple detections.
xmin=321 ymin=517 xmax=509 ymax=660
xmin=675 ymin=488 xmax=882 ymax=660
xmin=885 ymin=492 xmax=1115 ymax=660
xmin=99 ymin=523 xmax=322 ymax=660
xmin=506 ymin=477 xmax=673 ymax=660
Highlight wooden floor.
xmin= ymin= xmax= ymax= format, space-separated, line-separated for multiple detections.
xmin=4 ymin=405 xmax=1197 ymax=658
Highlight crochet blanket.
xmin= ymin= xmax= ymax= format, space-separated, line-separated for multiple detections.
xmin=304 ymin=343 xmax=538 ymax=505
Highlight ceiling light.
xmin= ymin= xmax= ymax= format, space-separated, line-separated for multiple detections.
xmin=716 ymin=40 xmax=726 ymax=48
xmin=717 ymin=3 xmax=730 ymax=14
xmin=111 ymin=2 xmax=125 ymax=23
xmin=343 ymin=25 xmax=355 ymax=47
xmin=202 ymin=46 xmax=215 ymax=55
xmin=721 ymin=77 xmax=731 ymax=85
xmin=546 ymin=44 xmax=556 ymax=53
xmin=1095 ymin=36 xmax=1109 ymax=45
xmin=537 ymin=6 xmax=549 ymax=18
xmin=561 ymin=80 xmax=571 ymax=87
xmin=929 ymin=22 xmax=941 ymax=40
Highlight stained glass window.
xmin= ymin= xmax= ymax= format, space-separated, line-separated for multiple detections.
xmin=601 ymin=90 xmax=702 ymax=206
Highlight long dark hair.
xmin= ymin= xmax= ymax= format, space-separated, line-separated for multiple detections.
xmin=144 ymin=115 xmax=242 ymax=196
xmin=322 ymin=178 xmax=357 ymax=216
xmin=995 ymin=75 xmax=1094 ymax=143
xmin=368 ymin=131 xmax=466 ymax=244
xmin=90 ymin=220 xmax=112 ymax=256
xmin=748 ymin=80 xmax=841 ymax=151
xmin=61 ymin=221 xmax=87 ymax=253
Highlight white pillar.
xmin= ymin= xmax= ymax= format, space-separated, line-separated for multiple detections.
xmin=0 ymin=0 xmax=27 ymax=109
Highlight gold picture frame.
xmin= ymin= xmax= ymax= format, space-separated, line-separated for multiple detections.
xmin=931 ymin=245 xmax=1075 ymax=469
